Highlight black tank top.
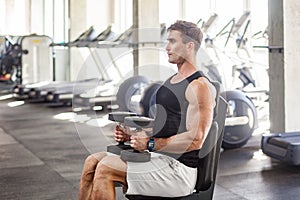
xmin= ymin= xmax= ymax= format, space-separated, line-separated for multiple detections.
xmin=153 ymin=71 xmax=207 ymax=168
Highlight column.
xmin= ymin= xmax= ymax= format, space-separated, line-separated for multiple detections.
xmin=283 ymin=0 xmax=300 ymax=131
xmin=133 ymin=0 xmax=161 ymax=80
xmin=269 ymin=0 xmax=300 ymax=132
xmin=268 ymin=0 xmax=285 ymax=132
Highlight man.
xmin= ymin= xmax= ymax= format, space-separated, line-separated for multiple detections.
xmin=78 ymin=20 xmax=217 ymax=199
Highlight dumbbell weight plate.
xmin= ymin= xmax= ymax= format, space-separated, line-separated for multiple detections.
xmin=116 ymin=75 xmax=150 ymax=114
xmin=108 ymin=111 xmax=137 ymax=123
xmin=107 ymin=143 xmax=132 ymax=155
xmin=121 ymin=149 xmax=151 ymax=162
xmin=140 ymin=81 xmax=162 ymax=118
xmin=124 ymin=116 xmax=154 ymax=129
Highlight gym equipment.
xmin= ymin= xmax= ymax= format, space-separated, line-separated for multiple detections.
xmin=13 ymin=27 xmax=105 ymax=101
xmin=0 ymin=36 xmax=13 ymax=81
xmin=50 ymin=26 xmax=97 ymax=47
xmin=42 ymin=27 xmax=113 ymax=105
xmin=27 ymin=78 xmax=98 ymax=101
xmin=139 ymin=81 xmax=162 ymax=118
xmin=202 ymin=64 xmax=223 ymax=84
xmin=120 ymin=116 xmax=154 ymax=162
xmin=221 ymin=90 xmax=257 ymax=149
xmin=200 ymin=13 xmax=218 ymax=35
xmin=116 ymin=75 xmax=150 ymax=114
xmin=72 ymin=75 xmax=150 ymax=113
xmin=19 ymin=35 xmax=54 ymax=84
xmin=201 ymin=12 xmax=263 ymax=149
xmin=223 ymin=11 xmax=250 ymax=48
xmin=11 ymin=35 xmax=54 ymax=97
xmin=44 ymin=79 xmax=109 ymax=106
xmin=72 ymin=81 xmax=117 ymax=112
xmin=45 ymin=25 xmax=138 ymax=107
xmin=261 ymin=132 xmax=300 ymax=165
xmin=107 ymin=111 xmax=137 ymax=155
xmin=125 ymin=82 xmax=228 ymax=200
xmin=0 ymin=36 xmax=7 ymax=53
xmin=18 ymin=26 xmax=116 ymax=104
xmin=0 ymin=42 xmax=28 ymax=84
xmin=13 ymin=81 xmax=51 ymax=98
xmin=72 ymin=24 xmax=168 ymax=112
xmin=74 ymin=26 xmax=114 ymax=48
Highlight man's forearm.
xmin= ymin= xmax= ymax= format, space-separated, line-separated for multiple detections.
xmin=154 ymin=131 xmax=203 ymax=154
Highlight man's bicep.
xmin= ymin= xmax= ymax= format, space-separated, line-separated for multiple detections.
xmin=184 ymin=84 xmax=214 ymax=150
xmin=186 ymin=81 xmax=213 ymax=127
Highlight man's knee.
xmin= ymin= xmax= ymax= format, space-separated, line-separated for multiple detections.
xmin=84 ymin=155 xmax=98 ymax=169
xmin=81 ymin=152 xmax=107 ymax=181
xmin=84 ymin=152 xmax=107 ymax=167
xmin=93 ymin=155 xmax=127 ymax=184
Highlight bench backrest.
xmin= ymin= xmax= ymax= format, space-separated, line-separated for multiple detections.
xmin=195 ymin=96 xmax=227 ymax=192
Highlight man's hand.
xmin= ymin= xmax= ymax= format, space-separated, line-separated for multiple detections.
xmin=114 ymin=125 xmax=130 ymax=142
xmin=130 ymin=131 xmax=149 ymax=151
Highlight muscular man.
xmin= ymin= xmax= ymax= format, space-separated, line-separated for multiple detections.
xmin=78 ymin=20 xmax=217 ymax=199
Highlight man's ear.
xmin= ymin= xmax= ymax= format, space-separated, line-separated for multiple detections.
xmin=188 ymin=42 xmax=194 ymax=50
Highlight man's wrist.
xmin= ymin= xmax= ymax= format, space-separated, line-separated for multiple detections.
xmin=146 ymin=138 xmax=155 ymax=152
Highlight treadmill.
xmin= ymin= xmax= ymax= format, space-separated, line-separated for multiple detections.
xmin=50 ymin=25 xmax=97 ymax=47
xmin=15 ymin=26 xmax=115 ymax=106
xmin=43 ymin=25 xmax=118 ymax=106
xmin=72 ymin=79 xmax=117 ymax=112
xmin=13 ymin=28 xmax=95 ymax=98
xmin=71 ymin=25 xmax=135 ymax=111
xmin=261 ymin=132 xmax=300 ymax=165
xmin=45 ymin=79 xmax=111 ymax=106
xmin=27 ymin=78 xmax=98 ymax=102
xmin=72 ymin=24 xmax=167 ymax=112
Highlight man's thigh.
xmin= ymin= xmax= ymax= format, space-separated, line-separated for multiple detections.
xmin=126 ymin=153 xmax=197 ymax=197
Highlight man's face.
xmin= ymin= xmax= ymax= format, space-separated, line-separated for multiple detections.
xmin=165 ymin=30 xmax=188 ymax=64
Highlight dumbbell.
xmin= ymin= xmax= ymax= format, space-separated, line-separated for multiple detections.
xmin=120 ymin=116 xmax=154 ymax=162
xmin=107 ymin=111 xmax=137 ymax=155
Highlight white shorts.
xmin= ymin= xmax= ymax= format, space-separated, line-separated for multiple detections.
xmin=126 ymin=152 xmax=197 ymax=197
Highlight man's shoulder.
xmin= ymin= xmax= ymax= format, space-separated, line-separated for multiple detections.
xmin=189 ymin=76 xmax=211 ymax=88
xmin=187 ymin=77 xmax=216 ymax=97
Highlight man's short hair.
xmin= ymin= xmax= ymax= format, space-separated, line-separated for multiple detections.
xmin=167 ymin=20 xmax=203 ymax=52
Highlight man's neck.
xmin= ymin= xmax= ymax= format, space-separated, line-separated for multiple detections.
xmin=170 ymin=61 xmax=198 ymax=84
xmin=177 ymin=61 xmax=197 ymax=78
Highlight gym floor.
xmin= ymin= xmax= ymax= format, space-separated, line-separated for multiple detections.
xmin=0 ymin=91 xmax=300 ymax=200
